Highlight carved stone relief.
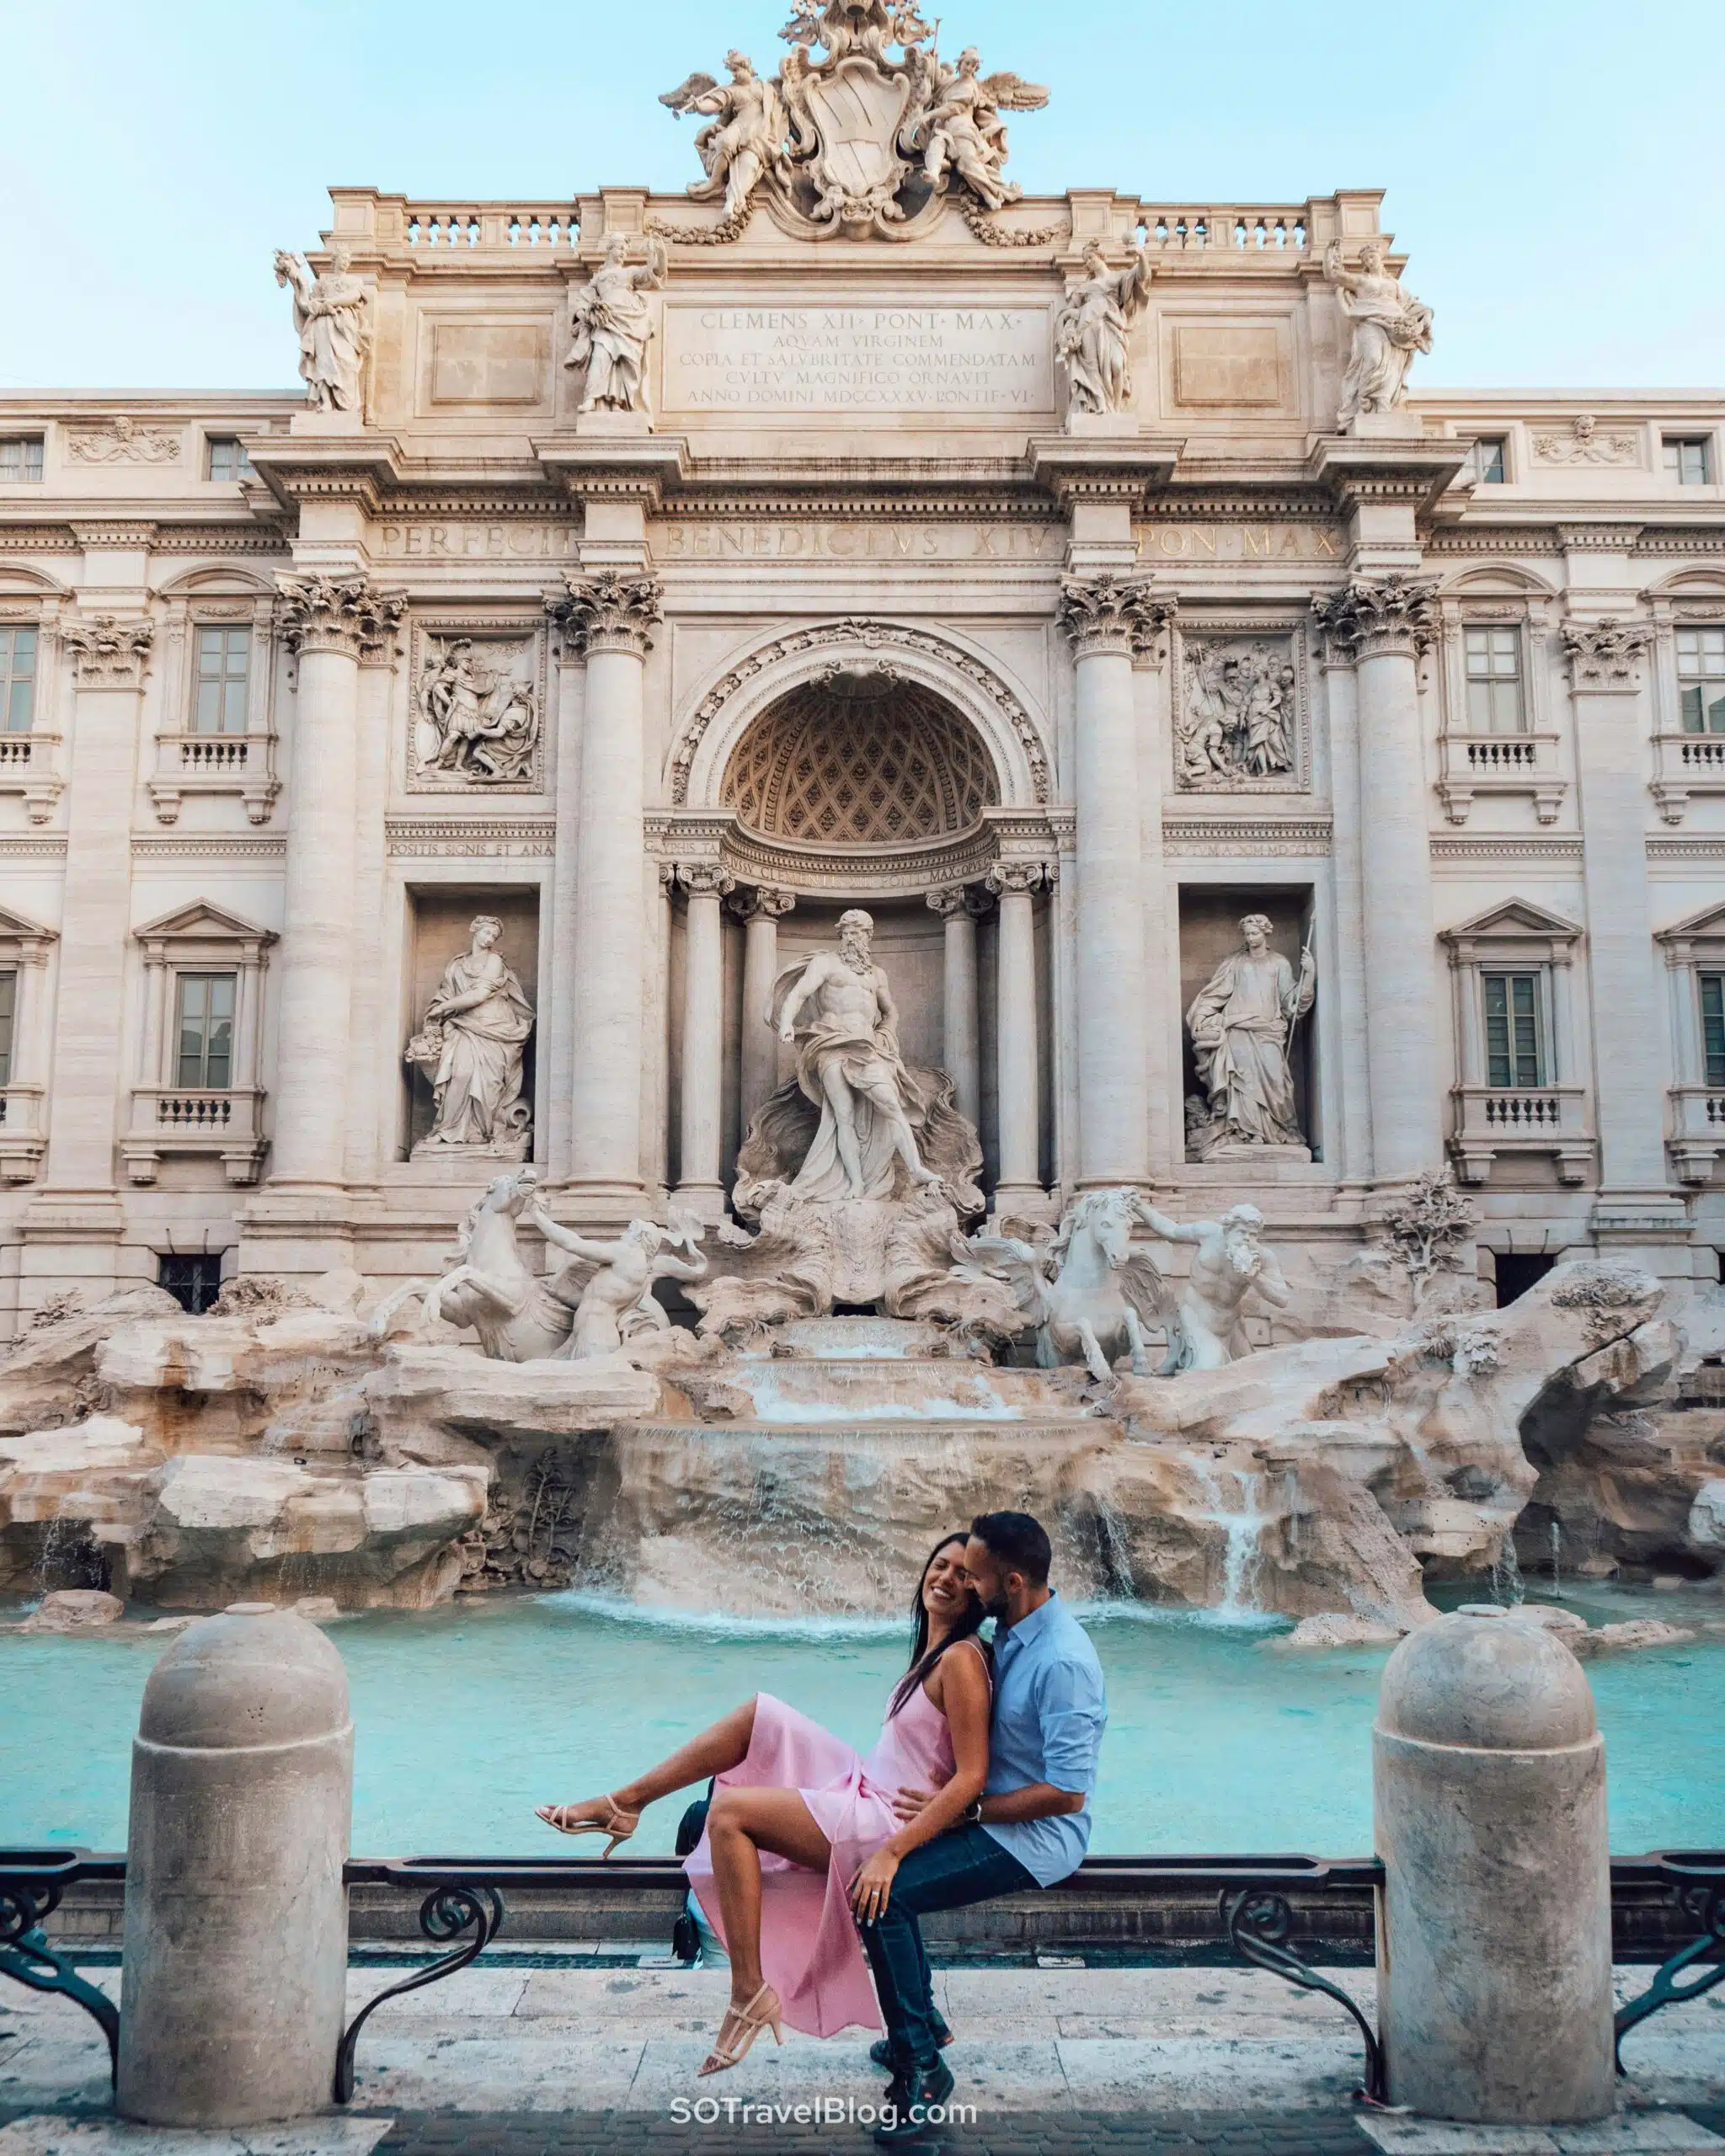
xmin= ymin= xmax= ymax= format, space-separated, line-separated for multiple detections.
xmin=1176 ymin=631 xmax=1301 ymax=791
xmin=405 ymin=915 xmax=535 ymax=1159
xmin=65 ymin=419 xmax=182 ymax=466
xmin=1533 ymin=414 xmax=1640 ymax=467
xmin=408 ymin=621 xmax=546 ymax=791
xmin=651 ymin=4 xmax=1050 ymax=243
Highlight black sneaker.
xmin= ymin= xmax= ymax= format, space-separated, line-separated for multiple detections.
xmin=873 ymin=2055 xmax=955 ymax=2145
xmin=868 ymin=2023 xmax=952 ymax=2070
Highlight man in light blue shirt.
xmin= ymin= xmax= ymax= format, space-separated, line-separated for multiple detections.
xmin=858 ymin=1510 xmax=1108 ymax=2143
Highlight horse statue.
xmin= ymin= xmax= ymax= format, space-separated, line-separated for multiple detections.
xmin=951 ymin=1187 xmax=1166 ymax=1381
xmin=369 ymin=1168 xmax=575 ymax=1362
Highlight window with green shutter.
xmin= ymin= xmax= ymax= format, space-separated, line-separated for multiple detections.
xmin=192 ymin=627 xmax=249 ymax=734
xmin=0 ymin=627 xmax=36 ymax=734
xmin=0 ymin=969 xmax=15 ymax=1088
xmin=1483 ymin=971 xmax=1544 ymax=1087
xmin=175 ymin=973 xmax=237 ymax=1088
xmin=1702 ymin=974 xmax=1725 ymax=1091
xmin=1678 ymin=627 xmax=1725 ymax=735
xmin=1464 ymin=625 xmax=1525 ymax=734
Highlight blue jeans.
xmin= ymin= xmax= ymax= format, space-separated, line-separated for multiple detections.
xmin=859 ymin=1824 xmax=1037 ymax=2069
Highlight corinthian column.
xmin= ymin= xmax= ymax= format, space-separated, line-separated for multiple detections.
xmin=33 ymin=616 xmax=153 ymax=1275
xmin=1562 ymin=616 xmax=1676 ymax=1225
xmin=675 ymin=862 xmax=734 ymax=1217
xmin=268 ymin=574 xmax=403 ymax=1196
xmin=985 ymin=863 xmax=1052 ymax=1209
xmin=552 ymin=572 xmax=662 ymax=1209
xmin=1313 ymin=576 xmax=1441 ymax=1182
xmin=1056 ymin=576 xmax=1168 ymax=1188
xmin=733 ymin=886 xmax=795 ymax=1129
xmin=926 ymin=885 xmax=985 ymax=1128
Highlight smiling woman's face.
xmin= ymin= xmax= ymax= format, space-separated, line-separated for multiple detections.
xmin=921 ymin=1541 xmax=971 ymax=1625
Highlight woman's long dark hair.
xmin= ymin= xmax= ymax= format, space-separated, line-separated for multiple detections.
xmin=888 ymin=1533 xmax=991 ymax=1717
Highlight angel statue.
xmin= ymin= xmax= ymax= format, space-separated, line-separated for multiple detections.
xmin=902 ymin=45 xmax=1049 ymax=210
xmin=1322 ymin=237 xmax=1434 ymax=428
xmin=273 ymin=243 xmax=371 ymax=414
xmin=1055 ymin=241 xmax=1154 ymax=418
xmin=566 ymin=234 xmax=668 ymax=418
xmin=660 ymin=52 xmax=788 ymax=223
xmin=527 ymin=1201 xmax=709 ymax=1360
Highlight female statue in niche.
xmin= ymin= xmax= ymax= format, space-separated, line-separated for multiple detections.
xmin=407 ymin=916 xmax=535 ymax=1155
xmin=1184 ymin=913 xmax=1315 ymax=1155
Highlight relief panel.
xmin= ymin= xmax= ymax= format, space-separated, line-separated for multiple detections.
xmin=406 ymin=616 xmax=547 ymax=794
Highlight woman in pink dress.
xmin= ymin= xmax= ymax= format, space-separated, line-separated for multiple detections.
xmin=536 ymin=1535 xmax=992 ymax=2075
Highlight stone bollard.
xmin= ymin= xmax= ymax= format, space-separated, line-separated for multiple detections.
xmin=1374 ymin=1609 xmax=1614 ymax=2123
xmin=118 ymin=1604 xmax=353 ymax=2125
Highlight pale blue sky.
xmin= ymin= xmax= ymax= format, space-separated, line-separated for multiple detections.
xmin=3 ymin=0 xmax=1721 ymax=393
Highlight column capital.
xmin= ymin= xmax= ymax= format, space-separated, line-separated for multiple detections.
xmin=676 ymin=862 xmax=736 ymax=899
xmin=729 ymin=883 xmax=796 ymax=923
xmin=550 ymin=570 xmax=665 ymax=657
xmin=275 ymin=572 xmax=400 ymax=660
xmin=1056 ymin=575 xmax=1175 ymax=661
xmin=1561 ymin=615 xmax=1653 ymax=694
xmin=985 ymin=861 xmax=1057 ymax=896
xmin=1311 ymin=574 xmax=1438 ymax=661
xmin=356 ymin=588 xmax=408 ymax=668
xmin=927 ymin=883 xmax=980 ymax=920
xmin=62 ymin=613 xmax=153 ymax=688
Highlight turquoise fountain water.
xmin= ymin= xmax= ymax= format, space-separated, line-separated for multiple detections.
xmin=4 ymin=1584 xmax=1722 ymax=1857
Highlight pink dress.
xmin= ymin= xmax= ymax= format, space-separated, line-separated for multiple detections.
xmin=684 ymin=1673 xmax=968 ymax=2038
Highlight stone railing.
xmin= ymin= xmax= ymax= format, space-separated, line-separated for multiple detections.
xmin=1669 ymin=1084 xmax=1725 ymax=1184
xmin=0 ymin=731 xmax=61 ymax=824
xmin=1437 ymin=731 xmax=1565 ymax=826
xmin=148 ymin=730 xmax=278 ymax=827
xmin=1652 ymin=731 xmax=1725 ymax=825
xmin=0 ymin=1084 xmax=46 ymax=1184
xmin=1139 ymin=205 xmax=1311 ymax=252
xmin=333 ymin=192 xmax=580 ymax=253
xmin=1450 ymin=1080 xmax=1594 ymax=1186
xmin=123 ymin=1086 xmax=267 ymax=1187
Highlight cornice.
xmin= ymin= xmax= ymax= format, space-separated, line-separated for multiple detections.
xmin=1430 ymin=835 xmax=1584 ymax=862
xmin=68 ymin=520 xmax=159 ymax=551
xmin=132 ymin=835 xmax=288 ymax=858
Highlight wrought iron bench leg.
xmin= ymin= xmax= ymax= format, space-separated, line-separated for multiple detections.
xmin=334 ymin=1885 xmax=505 ymax=2105
xmin=1615 ymin=1882 xmax=1725 ymax=2073
xmin=1222 ymin=1887 xmax=1386 ymax=2105
xmin=1 ymin=1886 xmax=120 ymax=2090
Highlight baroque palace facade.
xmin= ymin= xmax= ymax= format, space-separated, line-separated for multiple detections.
xmin=3 ymin=6 xmax=1724 ymax=1329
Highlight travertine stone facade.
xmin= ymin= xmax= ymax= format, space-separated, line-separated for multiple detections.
xmin=3 ymin=94 xmax=1724 ymax=1323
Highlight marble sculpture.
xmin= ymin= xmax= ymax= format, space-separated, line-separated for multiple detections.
xmin=405 ymin=917 xmax=535 ymax=1157
xmin=1185 ymin=915 xmax=1316 ymax=1158
xmin=274 ymin=244 xmax=371 ymax=414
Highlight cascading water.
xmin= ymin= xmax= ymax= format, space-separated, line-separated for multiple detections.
xmin=1488 ymin=1530 xmax=1525 ymax=1607
xmin=1182 ymin=1454 xmax=1271 ymax=1620
xmin=1550 ymin=1518 xmax=1564 ymax=1597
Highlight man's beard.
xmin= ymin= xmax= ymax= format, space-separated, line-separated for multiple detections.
xmin=840 ymin=941 xmax=868 ymax=974
xmin=981 ymin=1585 xmax=1012 ymax=1621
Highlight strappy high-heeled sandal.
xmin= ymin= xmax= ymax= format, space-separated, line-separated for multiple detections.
xmin=697 ymin=1982 xmax=783 ymax=2077
xmin=533 ymin=1793 xmax=639 ymax=1858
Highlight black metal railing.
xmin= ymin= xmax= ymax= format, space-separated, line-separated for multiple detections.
xmin=6 ymin=1846 xmax=1722 ymax=2111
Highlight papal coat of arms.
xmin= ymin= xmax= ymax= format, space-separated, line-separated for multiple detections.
xmin=658 ymin=1 xmax=1048 ymax=240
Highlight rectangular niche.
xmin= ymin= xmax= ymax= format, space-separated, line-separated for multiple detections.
xmin=1178 ymin=887 xmax=1316 ymax=1163
xmin=407 ymin=615 xmax=547 ymax=795
xmin=1173 ymin=622 xmax=1309 ymax=796
xmin=402 ymin=887 xmax=540 ymax=1158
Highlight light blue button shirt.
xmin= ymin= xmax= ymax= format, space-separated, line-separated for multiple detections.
xmin=980 ymin=1593 xmax=1108 ymax=1888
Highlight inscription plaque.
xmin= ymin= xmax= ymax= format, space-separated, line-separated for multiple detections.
xmin=663 ymin=305 xmax=1052 ymax=415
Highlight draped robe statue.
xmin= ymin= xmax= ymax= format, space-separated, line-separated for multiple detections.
xmin=409 ymin=916 xmax=535 ymax=1154
xmin=1186 ymin=914 xmax=1315 ymax=1153
xmin=1324 ymin=238 xmax=1434 ymax=427
xmin=274 ymin=243 xmax=371 ymax=414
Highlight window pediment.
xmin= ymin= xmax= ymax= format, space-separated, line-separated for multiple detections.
xmin=1442 ymin=898 xmax=1583 ymax=962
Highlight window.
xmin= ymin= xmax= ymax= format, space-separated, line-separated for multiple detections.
xmin=0 ymin=969 xmax=15 ymax=1087
xmin=1702 ymin=974 xmax=1725 ymax=1090
xmin=158 ymin=1254 xmax=223 ymax=1315
xmin=175 ymin=971 xmax=236 ymax=1087
xmin=191 ymin=627 xmax=249 ymax=734
xmin=1464 ymin=625 xmax=1525 ymax=733
xmin=206 ymin=436 xmax=254 ymax=483
xmin=0 ymin=627 xmax=35 ymax=733
xmin=1473 ymin=437 xmax=1508 ymax=484
xmin=1664 ymin=437 xmax=1714 ymax=487
xmin=0 ymin=438 xmax=44 ymax=483
xmin=1678 ymin=627 xmax=1725 ymax=734
xmin=1494 ymin=1251 xmax=1556 ymax=1308
xmin=1483 ymin=971 xmax=1545 ymax=1086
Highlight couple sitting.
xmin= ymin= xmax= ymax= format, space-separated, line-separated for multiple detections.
xmin=537 ymin=1510 xmax=1106 ymax=2144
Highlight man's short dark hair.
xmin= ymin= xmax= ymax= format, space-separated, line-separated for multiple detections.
xmin=969 ymin=1510 xmax=1051 ymax=1586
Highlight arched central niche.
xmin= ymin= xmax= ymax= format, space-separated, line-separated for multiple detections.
xmin=721 ymin=671 xmax=1001 ymax=846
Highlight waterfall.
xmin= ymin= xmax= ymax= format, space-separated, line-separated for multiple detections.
xmin=1184 ymin=1454 xmax=1269 ymax=1620
xmin=1550 ymin=1519 xmax=1564 ymax=1598
xmin=1488 ymin=1530 xmax=1525 ymax=1607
